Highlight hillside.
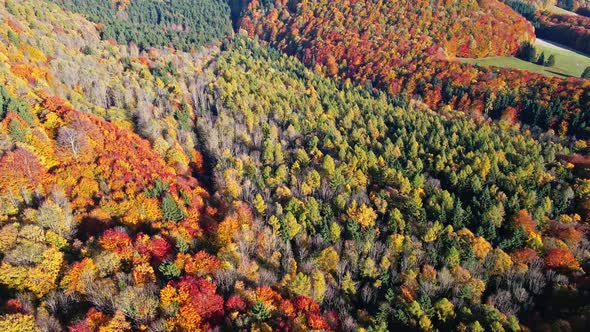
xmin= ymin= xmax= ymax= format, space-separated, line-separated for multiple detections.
xmin=241 ymin=0 xmax=590 ymax=138
xmin=48 ymin=0 xmax=233 ymax=51
xmin=0 ymin=0 xmax=590 ymax=331
xmin=459 ymin=38 xmax=590 ymax=77
xmin=536 ymin=11 xmax=590 ymax=55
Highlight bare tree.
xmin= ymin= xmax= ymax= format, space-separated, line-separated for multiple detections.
xmin=57 ymin=127 xmax=87 ymax=158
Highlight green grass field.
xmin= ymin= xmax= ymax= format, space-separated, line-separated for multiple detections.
xmin=535 ymin=39 xmax=590 ymax=77
xmin=546 ymin=5 xmax=578 ymax=16
xmin=458 ymin=39 xmax=590 ymax=78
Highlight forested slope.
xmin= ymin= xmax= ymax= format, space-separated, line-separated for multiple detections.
xmin=241 ymin=0 xmax=590 ymax=138
xmin=48 ymin=0 xmax=232 ymax=51
xmin=536 ymin=12 xmax=590 ymax=54
xmin=0 ymin=0 xmax=589 ymax=331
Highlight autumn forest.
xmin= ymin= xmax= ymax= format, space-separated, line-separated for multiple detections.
xmin=1 ymin=0 xmax=590 ymax=331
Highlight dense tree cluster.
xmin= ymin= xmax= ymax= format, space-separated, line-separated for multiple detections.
xmin=241 ymin=0 xmax=590 ymax=138
xmin=503 ymin=0 xmax=539 ymax=19
xmin=557 ymin=0 xmax=590 ymax=11
xmin=535 ymin=12 xmax=590 ymax=55
xmin=195 ymin=36 xmax=590 ymax=330
xmin=0 ymin=0 xmax=589 ymax=331
xmin=0 ymin=2 xmax=331 ymax=330
xmin=48 ymin=0 xmax=233 ymax=51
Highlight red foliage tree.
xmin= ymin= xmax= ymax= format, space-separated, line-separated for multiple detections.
xmin=545 ymin=248 xmax=581 ymax=271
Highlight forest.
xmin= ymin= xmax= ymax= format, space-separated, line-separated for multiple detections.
xmin=535 ymin=12 xmax=590 ymax=55
xmin=49 ymin=0 xmax=233 ymax=51
xmin=0 ymin=0 xmax=589 ymax=331
xmin=241 ymin=0 xmax=590 ymax=138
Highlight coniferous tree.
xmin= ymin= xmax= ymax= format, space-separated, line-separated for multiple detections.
xmin=162 ymin=195 xmax=183 ymax=222
xmin=545 ymin=54 xmax=556 ymax=67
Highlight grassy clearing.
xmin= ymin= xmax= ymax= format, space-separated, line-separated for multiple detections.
xmin=546 ymin=5 xmax=578 ymax=16
xmin=535 ymin=39 xmax=590 ymax=77
xmin=457 ymin=39 xmax=590 ymax=78
xmin=458 ymin=56 xmax=566 ymax=77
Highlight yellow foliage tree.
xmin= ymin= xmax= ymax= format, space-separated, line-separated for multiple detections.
xmin=311 ymin=270 xmax=326 ymax=303
xmin=316 ymin=247 xmax=339 ymax=273
xmin=472 ymin=236 xmax=491 ymax=260
xmin=0 ymin=314 xmax=39 ymax=332
xmin=347 ymin=202 xmax=377 ymax=229
xmin=490 ymin=249 xmax=513 ymax=276
xmin=98 ymin=311 xmax=131 ymax=332
xmin=342 ymin=271 xmax=357 ymax=295
xmin=290 ymin=272 xmax=311 ymax=297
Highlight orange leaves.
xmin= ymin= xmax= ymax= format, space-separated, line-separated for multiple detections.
xmin=256 ymin=286 xmax=282 ymax=309
xmin=132 ymin=262 xmax=156 ymax=285
xmin=182 ymin=251 xmax=222 ymax=277
xmin=216 ymin=215 xmax=240 ymax=248
xmin=161 ymin=277 xmax=224 ymax=331
xmin=242 ymin=0 xmax=589 ymax=138
xmin=0 ymin=147 xmax=47 ymax=196
xmin=307 ymin=311 xmax=330 ymax=330
xmin=325 ymin=55 xmax=339 ymax=77
xmin=557 ymin=227 xmax=583 ymax=246
xmin=61 ymin=258 xmax=96 ymax=294
xmin=513 ymin=209 xmax=537 ymax=234
xmin=545 ymin=248 xmax=581 ymax=271
xmin=99 ymin=229 xmax=132 ymax=259
xmin=5 ymin=17 xmax=24 ymax=33
xmin=175 ymin=304 xmax=203 ymax=331
xmin=10 ymin=63 xmax=48 ymax=84
xmin=112 ymin=0 xmax=131 ymax=11
xmin=293 ymin=296 xmax=330 ymax=330
xmin=511 ymin=248 xmax=539 ymax=267
xmin=279 ymin=299 xmax=296 ymax=319
xmin=71 ymin=177 xmax=99 ymax=207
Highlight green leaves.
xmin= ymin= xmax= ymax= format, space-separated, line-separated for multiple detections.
xmin=251 ymin=301 xmax=271 ymax=322
xmin=50 ymin=0 xmax=232 ymax=52
xmin=161 ymin=194 xmax=183 ymax=222
xmin=145 ymin=179 xmax=169 ymax=198
xmin=159 ymin=261 xmax=181 ymax=279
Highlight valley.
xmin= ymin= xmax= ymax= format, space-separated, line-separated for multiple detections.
xmin=0 ymin=0 xmax=589 ymax=331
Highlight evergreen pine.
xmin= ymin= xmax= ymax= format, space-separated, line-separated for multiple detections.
xmin=162 ymin=194 xmax=183 ymax=222
xmin=545 ymin=54 xmax=556 ymax=67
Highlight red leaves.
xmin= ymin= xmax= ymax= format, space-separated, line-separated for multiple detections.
xmin=545 ymin=248 xmax=581 ymax=271
xmin=4 ymin=298 xmax=24 ymax=314
xmin=226 ymin=295 xmax=247 ymax=312
xmin=173 ymin=276 xmax=224 ymax=323
xmin=536 ymin=12 xmax=590 ymax=54
xmin=293 ymin=296 xmax=320 ymax=313
xmin=293 ymin=296 xmax=330 ymax=330
xmin=99 ymin=229 xmax=132 ymax=254
xmin=242 ymin=0 xmax=589 ymax=138
xmin=148 ymin=237 xmax=173 ymax=263
xmin=511 ymin=248 xmax=539 ymax=266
